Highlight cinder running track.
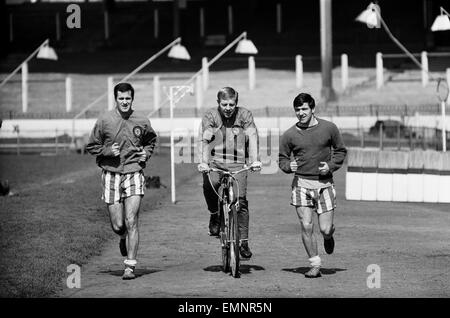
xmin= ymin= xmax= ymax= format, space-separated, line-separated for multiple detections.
xmin=59 ymin=151 xmax=450 ymax=298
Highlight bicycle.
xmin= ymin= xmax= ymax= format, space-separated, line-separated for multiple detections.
xmin=206 ymin=165 xmax=253 ymax=278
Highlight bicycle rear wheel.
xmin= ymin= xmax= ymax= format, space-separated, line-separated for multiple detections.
xmin=229 ymin=205 xmax=240 ymax=278
xmin=220 ymin=203 xmax=230 ymax=273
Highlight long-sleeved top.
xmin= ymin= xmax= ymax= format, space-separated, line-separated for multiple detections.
xmin=86 ymin=109 xmax=157 ymax=174
xmin=278 ymin=118 xmax=347 ymax=181
xmin=198 ymin=107 xmax=259 ymax=169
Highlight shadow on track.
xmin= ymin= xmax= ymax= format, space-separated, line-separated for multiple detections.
xmin=99 ymin=268 xmax=162 ymax=278
xmin=203 ymin=265 xmax=265 ymax=275
xmin=282 ymin=267 xmax=346 ymax=275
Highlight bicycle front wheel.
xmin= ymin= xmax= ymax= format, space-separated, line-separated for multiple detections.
xmin=229 ymin=204 xmax=240 ymax=278
xmin=220 ymin=203 xmax=230 ymax=273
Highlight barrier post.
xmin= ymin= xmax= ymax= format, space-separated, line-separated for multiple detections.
xmin=421 ymin=51 xmax=428 ymax=87
xmin=153 ymin=75 xmax=160 ymax=111
xmin=249 ymin=56 xmax=255 ymax=90
xmin=376 ymin=52 xmax=383 ymax=89
xmin=22 ymin=62 xmax=28 ymax=113
xmin=202 ymin=57 xmax=209 ymax=91
xmin=295 ymin=55 xmax=303 ymax=88
xmin=341 ymin=53 xmax=348 ymax=90
xmin=66 ymin=77 xmax=72 ymax=112
xmin=107 ymin=76 xmax=114 ymax=110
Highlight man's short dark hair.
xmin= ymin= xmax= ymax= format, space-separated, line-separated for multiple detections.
xmin=114 ymin=82 xmax=134 ymax=100
xmin=217 ymin=87 xmax=238 ymax=104
xmin=293 ymin=93 xmax=315 ymax=109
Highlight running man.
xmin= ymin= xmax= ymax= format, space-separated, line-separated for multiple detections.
xmin=86 ymin=82 xmax=157 ymax=280
xmin=198 ymin=87 xmax=262 ymax=259
xmin=278 ymin=93 xmax=347 ymax=278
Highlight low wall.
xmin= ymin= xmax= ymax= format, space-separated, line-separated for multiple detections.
xmin=1 ymin=114 xmax=449 ymax=138
xmin=345 ymin=148 xmax=450 ymax=203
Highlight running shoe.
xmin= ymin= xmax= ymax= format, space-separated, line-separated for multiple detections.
xmin=305 ymin=266 xmax=322 ymax=278
xmin=239 ymin=241 xmax=252 ymax=259
xmin=122 ymin=266 xmax=136 ymax=280
xmin=324 ymin=236 xmax=335 ymax=255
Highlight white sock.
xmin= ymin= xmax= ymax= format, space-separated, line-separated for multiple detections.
xmin=124 ymin=259 xmax=137 ymax=267
xmin=309 ymin=255 xmax=321 ymax=267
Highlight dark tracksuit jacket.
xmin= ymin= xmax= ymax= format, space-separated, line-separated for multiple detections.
xmin=86 ymin=109 xmax=157 ymax=174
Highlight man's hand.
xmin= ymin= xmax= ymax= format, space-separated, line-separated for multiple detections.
xmin=290 ymin=160 xmax=298 ymax=172
xmin=197 ymin=163 xmax=210 ymax=173
xmin=250 ymin=161 xmax=262 ymax=172
xmin=136 ymin=149 xmax=147 ymax=162
xmin=318 ymin=161 xmax=330 ymax=175
xmin=111 ymin=143 xmax=120 ymax=157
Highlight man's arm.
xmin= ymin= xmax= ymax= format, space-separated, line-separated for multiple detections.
xmin=278 ymin=131 xmax=293 ymax=174
xmin=86 ymin=118 xmax=115 ymax=157
xmin=198 ymin=112 xmax=215 ymax=165
xmin=142 ymin=119 xmax=158 ymax=160
xmin=243 ymin=111 xmax=259 ymax=163
xmin=327 ymin=123 xmax=347 ymax=172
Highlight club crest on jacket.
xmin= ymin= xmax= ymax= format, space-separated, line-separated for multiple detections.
xmin=133 ymin=126 xmax=143 ymax=138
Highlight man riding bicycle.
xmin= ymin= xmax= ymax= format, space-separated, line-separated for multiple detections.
xmin=197 ymin=87 xmax=261 ymax=259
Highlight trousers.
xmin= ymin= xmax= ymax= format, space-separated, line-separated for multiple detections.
xmin=202 ymin=169 xmax=249 ymax=240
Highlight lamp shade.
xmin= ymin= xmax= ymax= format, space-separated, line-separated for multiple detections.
xmin=168 ymin=44 xmax=191 ymax=60
xmin=235 ymin=39 xmax=258 ymax=54
xmin=37 ymin=44 xmax=58 ymax=60
xmin=431 ymin=14 xmax=450 ymax=31
xmin=355 ymin=3 xmax=380 ymax=28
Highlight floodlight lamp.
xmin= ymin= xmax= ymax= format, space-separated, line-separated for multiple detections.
xmin=168 ymin=44 xmax=191 ymax=60
xmin=431 ymin=7 xmax=450 ymax=31
xmin=235 ymin=39 xmax=258 ymax=54
xmin=37 ymin=42 xmax=58 ymax=60
xmin=355 ymin=3 xmax=380 ymax=28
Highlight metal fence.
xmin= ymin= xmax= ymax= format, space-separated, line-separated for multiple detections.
xmin=2 ymin=103 xmax=450 ymax=120
xmin=1 ymin=123 xmax=449 ymax=155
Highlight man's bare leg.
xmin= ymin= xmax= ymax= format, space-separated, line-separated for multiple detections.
xmin=107 ymin=203 xmax=127 ymax=256
xmin=124 ymin=195 xmax=142 ymax=261
xmin=318 ymin=210 xmax=334 ymax=238
xmin=295 ymin=206 xmax=318 ymax=258
xmin=107 ymin=203 xmax=126 ymax=237
xmin=319 ymin=210 xmax=335 ymax=254
xmin=295 ymin=206 xmax=322 ymax=278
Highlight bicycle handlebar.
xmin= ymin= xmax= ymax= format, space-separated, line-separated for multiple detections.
xmin=207 ymin=165 xmax=253 ymax=175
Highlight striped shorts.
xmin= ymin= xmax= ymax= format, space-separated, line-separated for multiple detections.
xmin=101 ymin=170 xmax=145 ymax=204
xmin=291 ymin=184 xmax=337 ymax=214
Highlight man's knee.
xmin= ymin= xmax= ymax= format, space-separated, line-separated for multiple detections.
xmin=203 ymin=182 xmax=219 ymax=213
xmin=125 ymin=215 xmax=138 ymax=230
xmin=112 ymin=224 xmax=126 ymax=235
xmin=301 ymin=221 xmax=314 ymax=236
xmin=320 ymin=223 xmax=334 ymax=237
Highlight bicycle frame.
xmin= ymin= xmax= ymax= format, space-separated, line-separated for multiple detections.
xmin=208 ymin=166 xmax=250 ymax=278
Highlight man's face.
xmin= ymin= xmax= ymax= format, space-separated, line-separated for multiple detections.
xmin=116 ymin=91 xmax=133 ymax=114
xmin=294 ymin=102 xmax=314 ymax=125
xmin=218 ymin=97 xmax=237 ymax=118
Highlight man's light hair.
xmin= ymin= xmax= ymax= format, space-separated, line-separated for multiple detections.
xmin=217 ymin=87 xmax=238 ymax=104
